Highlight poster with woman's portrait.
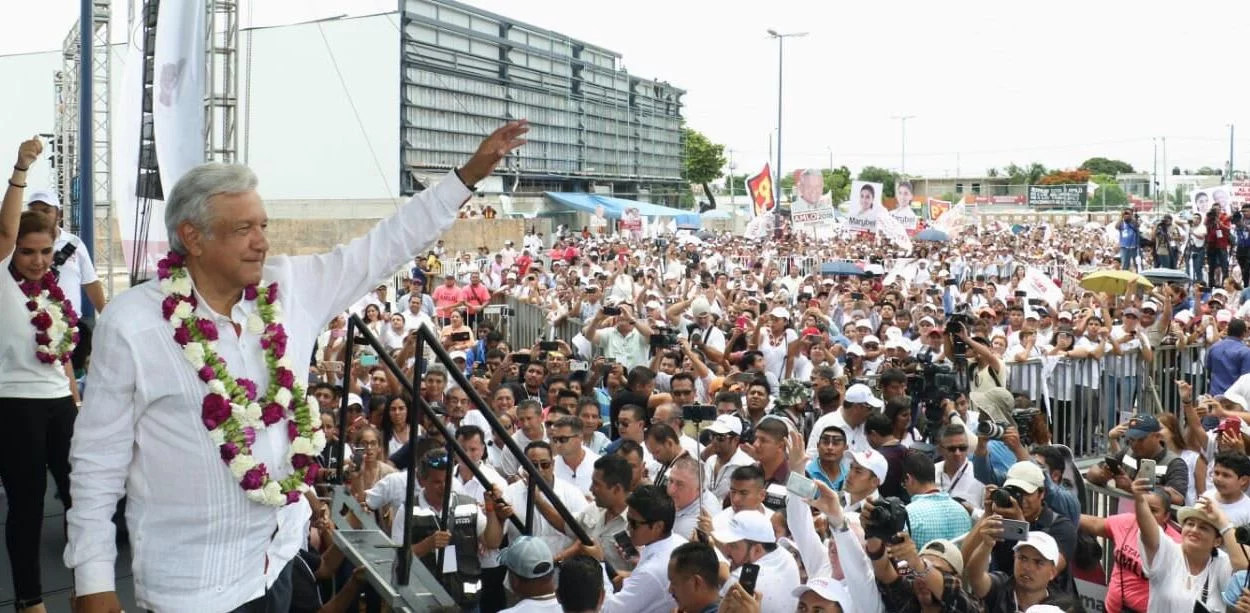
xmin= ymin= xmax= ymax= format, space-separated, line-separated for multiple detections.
xmin=846 ymin=180 xmax=882 ymax=232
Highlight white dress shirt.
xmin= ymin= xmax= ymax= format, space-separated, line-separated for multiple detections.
xmin=936 ymin=459 xmax=985 ymax=511
xmin=502 ymin=477 xmax=588 ymax=557
xmin=554 ymin=447 xmax=600 ymax=495
xmin=64 ymin=171 xmax=471 ymax=612
xmin=706 ymin=448 xmax=756 ymax=502
xmin=602 ymin=533 xmax=687 ymax=613
xmin=807 ymin=410 xmax=871 ymax=457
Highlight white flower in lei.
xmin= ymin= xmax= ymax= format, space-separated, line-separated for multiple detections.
xmin=157 ymin=251 xmax=325 ymax=507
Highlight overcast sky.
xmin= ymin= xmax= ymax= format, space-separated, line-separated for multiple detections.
xmin=7 ymin=0 xmax=1249 ymax=181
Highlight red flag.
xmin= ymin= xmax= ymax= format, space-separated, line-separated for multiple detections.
xmin=746 ymin=164 xmax=775 ymax=217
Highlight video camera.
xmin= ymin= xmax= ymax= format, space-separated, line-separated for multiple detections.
xmin=862 ymin=496 xmax=909 ymax=542
xmin=650 ymin=327 xmax=679 ymax=349
xmin=50 ymin=242 xmax=77 ymax=279
xmin=945 ymin=311 xmax=975 ymax=357
xmin=975 ymin=408 xmax=1041 ymax=447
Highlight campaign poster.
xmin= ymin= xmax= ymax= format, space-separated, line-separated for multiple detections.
xmin=928 ymin=198 xmax=951 ymax=220
xmin=790 ymin=168 xmax=836 ymax=239
xmin=620 ymin=207 xmax=644 ymax=240
xmin=1192 ymin=183 xmax=1250 ymax=216
xmin=846 ymin=180 xmax=882 ymax=232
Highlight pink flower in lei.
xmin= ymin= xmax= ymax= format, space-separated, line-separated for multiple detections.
xmin=156 ymin=251 xmax=324 ymax=507
xmin=11 ymin=269 xmax=78 ymax=366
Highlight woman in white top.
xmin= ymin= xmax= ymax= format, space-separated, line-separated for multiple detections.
xmin=1132 ymin=476 xmax=1247 ymax=613
xmin=362 ymin=303 xmax=386 ymax=337
xmin=0 ymin=139 xmax=81 ymax=612
xmin=754 ymin=306 xmax=798 ymax=381
xmin=380 ymin=312 xmax=408 ymax=355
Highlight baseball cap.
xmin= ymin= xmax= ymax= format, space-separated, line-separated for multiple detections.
xmin=918 ymin=316 xmax=936 ymax=326
xmin=1003 ymin=461 xmax=1045 ymax=494
xmin=850 ymin=449 xmax=889 ymax=483
xmin=770 ymin=307 xmax=790 ymax=320
xmin=25 ymin=189 xmax=61 ymax=209
xmin=919 ymin=539 xmax=964 ymax=575
xmin=1013 ymin=532 xmax=1060 ymax=564
xmin=801 ymin=326 xmax=823 ymax=337
xmin=1123 ymin=414 xmax=1161 ymax=440
xmin=1173 ymin=310 xmax=1194 ymax=325
xmin=862 ymin=334 xmax=881 ymax=346
xmin=855 ymin=318 xmax=873 ymax=329
xmin=791 ymin=577 xmax=854 ymax=608
xmin=1217 ymin=310 xmax=1234 ymax=323
xmin=1142 ymin=301 xmax=1160 ymax=312
xmin=449 ymin=351 xmax=467 ymax=362
xmin=711 ymin=510 xmax=775 ymax=544
xmin=1122 ymin=307 xmax=1141 ymax=318
xmin=691 ymin=298 xmax=711 ymax=317
xmin=1057 ymin=311 xmax=1072 ymax=321
xmin=346 ymin=393 xmax=363 ymax=408
xmin=499 ymin=535 xmax=555 ymax=579
xmin=1024 ymin=310 xmax=1040 ymax=320
xmin=705 ymin=414 xmax=743 ymax=436
xmin=844 ymin=383 xmax=884 ymax=408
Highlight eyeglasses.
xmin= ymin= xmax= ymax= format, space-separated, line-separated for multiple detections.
xmin=819 ymin=436 xmax=846 ymax=445
xmin=360 ymin=440 xmax=380 ymax=448
xmin=531 ymin=460 xmax=554 ymax=470
xmin=943 ymin=445 xmax=969 ymax=453
xmin=712 ymin=433 xmax=735 ymax=442
xmin=551 ymin=435 xmax=576 ymax=444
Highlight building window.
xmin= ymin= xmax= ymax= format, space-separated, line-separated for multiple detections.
xmin=972 ymin=183 xmax=982 ymax=195
xmin=955 ymin=183 xmax=964 ymax=193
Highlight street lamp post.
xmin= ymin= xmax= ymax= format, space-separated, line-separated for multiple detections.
xmin=891 ymin=115 xmax=916 ymax=176
xmin=767 ymin=29 xmax=807 ymax=205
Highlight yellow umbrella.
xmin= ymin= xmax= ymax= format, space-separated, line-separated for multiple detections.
xmin=1079 ymin=269 xmax=1153 ymax=295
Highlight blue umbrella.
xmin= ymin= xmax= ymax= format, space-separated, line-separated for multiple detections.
xmin=914 ymin=228 xmax=949 ymax=242
xmin=1139 ymin=267 xmax=1190 ymax=285
xmin=820 ymin=261 xmax=866 ymax=276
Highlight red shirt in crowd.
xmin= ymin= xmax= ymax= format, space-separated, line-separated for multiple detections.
xmin=432 ymin=283 xmax=463 ymax=318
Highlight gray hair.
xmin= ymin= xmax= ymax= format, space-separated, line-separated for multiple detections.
xmin=165 ymin=163 xmax=259 ymax=254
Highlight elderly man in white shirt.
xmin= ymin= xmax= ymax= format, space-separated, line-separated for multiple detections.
xmin=65 ymin=122 xmax=529 ymax=613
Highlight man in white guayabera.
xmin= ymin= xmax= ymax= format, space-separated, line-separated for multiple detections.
xmin=65 ymin=121 xmax=529 ymax=613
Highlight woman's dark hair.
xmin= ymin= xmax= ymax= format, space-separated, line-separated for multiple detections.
xmin=17 ymin=210 xmax=54 ymax=239
xmin=860 ymin=184 xmax=875 ymax=198
xmin=379 ymin=395 xmax=410 ymax=447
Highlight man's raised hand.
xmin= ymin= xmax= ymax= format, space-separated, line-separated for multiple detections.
xmin=460 ymin=121 xmax=530 ymax=187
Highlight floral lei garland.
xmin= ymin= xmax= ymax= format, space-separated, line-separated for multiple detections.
xmin=12 ymin=269 xmax=79 ymax=365
xmin=157 ymin=251 xmax=325 ymax=507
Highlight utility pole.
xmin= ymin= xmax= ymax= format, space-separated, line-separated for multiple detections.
xmin=892 ymin=115 xmax=916 ymax=175
xmin=767 ymin=29 xmax=807 ymax=205
xmin=1229 ymin=124 xmax=1236 ymax=181
xmin=727 ymin=148 xmax=736 ymax=204
xmin=1153 ymin=137 xmax=1158 ymax=201
xmin=1162 ymin=137 xmax=1168 ymax=209
xmin=827 ymin=146 xmax=833 ymax=173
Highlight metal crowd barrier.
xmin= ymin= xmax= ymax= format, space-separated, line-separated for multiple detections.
xmin=995 ymin=344 xmax=1208 ymax=459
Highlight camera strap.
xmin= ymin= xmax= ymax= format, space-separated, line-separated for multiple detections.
xmin=941 ymin=463 xmax=970 ymax=494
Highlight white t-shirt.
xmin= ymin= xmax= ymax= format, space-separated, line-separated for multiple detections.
xmin=1203 ymin=488 xmax=1250 ymax=528
xmin=52 ymin=230 xmax=98 ymax=316
xmin=0 ymin=252 xmax=74 ymax=398
xmin=500 ymin=595 xmax=562 ymax=613
xmin=759 ymin=328 xmax=798 ymax=381
xmin=554 ymin=448 xmax=600 ymax=495
xmin=1141 ymin=523 xmax=1231 ymax=613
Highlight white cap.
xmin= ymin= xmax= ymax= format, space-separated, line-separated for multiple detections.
xmin=506 ymin=272 xmax=518 ymax=280
xmin=449 ymin=351 xmax=467 ymax=361
xmin=919 ymin=316 xmax=936 ymax=326
xmin=705 ymin=414 xmax=743 ymax=436
xmin=1024 ymin=606 xmax=1066 ymax=613
xmin=885 ymin=338 xmax=907 ymax=350
xmin=711 ymin=510 xmax=775 ymax=544
xmin=645 ymin=300 xmax=663 ymax=311
xmin=846 ymin=345 xmax=865 ymax=357
xmin=1174 ymin=309 xmax=1194 ymax=324
xmin=770 ymin=306 xmax=790 ymax=320
xmin=1024 ymin=310 xmax=1040 ymax=320
xmin=1057 ymin=311 xmax=1073 ymax=321
xmin=25 ymin=188 xmax=61 ymax=209
xmin=1013 ymin=531 xmax=1060 ymax=564
xmin=691 ymin=297 xmax=711 ymax=317
xmin=844 ymin=383 xmax=884 ymax=408
xmin=1214 ymin=288 xmax=1230 ymax=298
xmin=791 ymin=577 xmax=854 ymax=608
xmin=1004 ymin=461 xmax=1046 ymax=494
xmin=862 ymin=335 xmax=881 ymax=346
xmin=347 ymin=393 xmax=364 ymax=407
xmin=855 ymin=318 xmax=873 ymax=329
xmin=1218 ymin=310 xmax=1234 ymax=323
xmin=850 ymin=449 xmax=889 ymax=482
xmin=1142 ymin=300 xmax=1160 ymax=312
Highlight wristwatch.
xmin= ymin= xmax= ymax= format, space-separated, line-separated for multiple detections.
xmin=454 ymin=168 xmax=477 ymax=191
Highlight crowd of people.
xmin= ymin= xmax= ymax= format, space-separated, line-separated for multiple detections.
xmin=10 ymin=121 xmax=1250 ymax=613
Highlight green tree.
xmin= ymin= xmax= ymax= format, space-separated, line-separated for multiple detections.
xmin=1079 ymin=157 xmax=1135 ymax=176
xmin=824 ymin=166 xmax=852 ymax=203
xmin=681 ymin=126 xmax=728 ymax=208
xmin=1002 ymin=162 xmax=1049 ymax=186
xmin=1172 ymin=167 xmax=1181 ymax=175
xmin=1090 ymin=184 xmax=1129 ymax=210
xmin=1196 ymin=166 xmax=1223 ymax=176
xmin=986 ymin=168 xmax=1000 ymax=178
xmin=857 ymin=166 xmax=900 ymax=198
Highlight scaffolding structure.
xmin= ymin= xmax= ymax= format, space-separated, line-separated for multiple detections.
xmin=54 ymin=0 xmax=114 ymax=297
xmin=205 ymin=0 xmax=239 ymax=163
xmin=399 ymin=0 xmax=684 ymax=201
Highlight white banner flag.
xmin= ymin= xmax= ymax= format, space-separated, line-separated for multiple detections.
xmin=873 ymin=203 xmax=914 ymax=251
xmin=154 ymin=0 xmax=207 ymax=197
xmin=1022 ymin=267 xmax=1064 ymax=308
xmin=932 ymin=202 xmax=969 ymax=234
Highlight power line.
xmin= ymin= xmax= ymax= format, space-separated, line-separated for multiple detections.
xmin=316 ymin=21 xmax=395 ymax=203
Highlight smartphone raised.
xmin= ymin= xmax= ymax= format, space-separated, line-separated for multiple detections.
xmin=1000 ymin=518 xmax=1029 ymax=541
xmin=360 ymin=354 xmax=379 ymax=367
xmin=786 ymin=472 xmax=819 ymax=500
xmin=538 ymin=340 xmax=560 ymax=351
xmin=1138 ymin=458 xmax=1157 ymax=487
xmin=613 ymin=530 xmax=639 ymax=560
xmin=738 ymin=563 xmax=760 ymax=595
